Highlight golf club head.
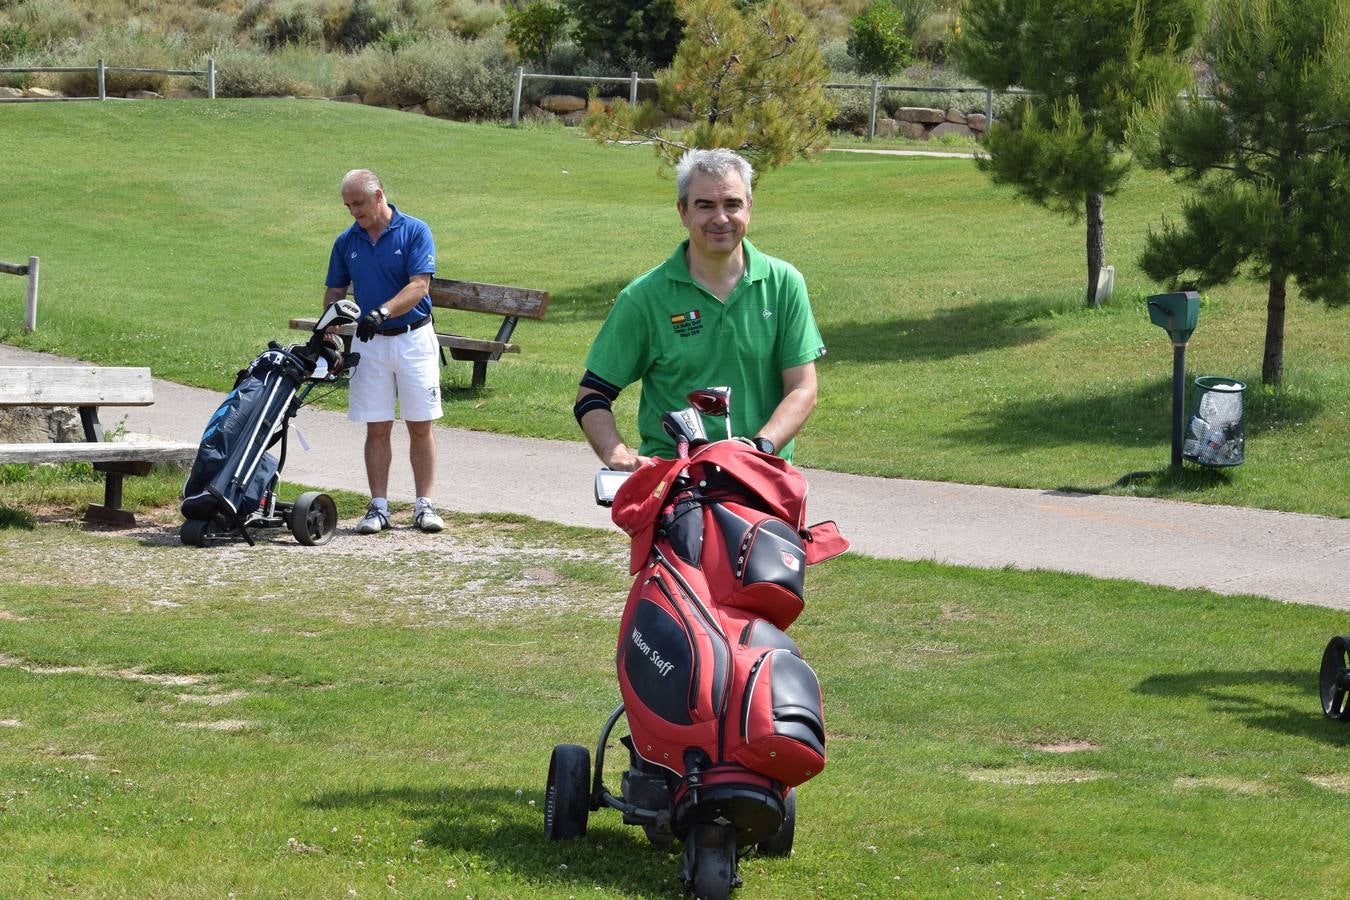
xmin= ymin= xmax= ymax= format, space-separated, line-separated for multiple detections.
xmin=314 ymin=298 xmax=361 ymax=332
xmin=687 ymin=386 xmax=732 ymax=419
xmin=661 ymin=407 xmax=708 ymax=456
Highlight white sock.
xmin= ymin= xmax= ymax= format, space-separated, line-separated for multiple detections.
xmin=371 ymin=497 xmax=389 ymax=513
xmin=415 ymin=496 xmax=433 ymax=511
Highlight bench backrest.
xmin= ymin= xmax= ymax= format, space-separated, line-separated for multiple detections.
xmin=0 ymin=366 xmax=155 ymax=407
xmin=429 ymin=278 xmax=549 ymax=319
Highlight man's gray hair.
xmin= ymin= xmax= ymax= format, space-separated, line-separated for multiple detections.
xmin=675 ymin=149 xmax=753 ymax=207
xmin=341 ymin=168 xmax=383 ymax=196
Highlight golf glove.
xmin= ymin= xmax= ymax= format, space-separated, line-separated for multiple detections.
xmin=355 ymin=307 xmax=387 ymax=341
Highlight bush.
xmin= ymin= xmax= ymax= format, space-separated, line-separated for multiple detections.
xmin=52 ymin=24 xmax=190 ymax=95
xmin=0 ymin=23 xmax=32 ymax=62
xmin=847 ymin=0 xmax=912 ymax=77
xmin=506 ymin=1 xmax=569 ymax=65
xmin=324 ymin=0 xmax=392 ymax=51
xmin=912 ymin=8 xmax=955 ymax=63
xmin=828 ymin=86 xmax=874 ymax=130
xmin=444 ymin=0 xmax=506 ymax=39
xmin=820 ymin=37 xmax=857 ymax=76
xmin=9 ymin=0 xmax=87 ymax=46
xmin=210 ymin=44 xmax=308 ymax=97
xmin=252 ymin=1 xmax=325 ymax=50
xmin=881 ymin=63 xmax=1017 ymax=119
xmin=344 ymin=30 xmax=515 ymax=119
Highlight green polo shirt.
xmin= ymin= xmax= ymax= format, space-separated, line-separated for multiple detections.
xmin=585 ymin=238 xmax=825 ymax=461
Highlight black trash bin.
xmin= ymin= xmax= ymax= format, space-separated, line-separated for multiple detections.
xmin=1183 ymin=376 xmax=1246 ymax=467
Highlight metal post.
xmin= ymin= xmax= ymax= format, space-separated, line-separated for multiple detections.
xmin=207 ymin=57 xmax=216 ymax=99
xmin=1170 ymin=343 xmax=1186 ymax=469
xmin=867 ymin=80 xmax=879 ymax=141
xmin=985 ymin=87 xmax=993 ymax=128
xmin=23 ymin=256 xmax=38 ymax=334
xmin=629 ymin=71 xmax=638 ymax=105
xmin=97 ymin=59 xmax=106 ymax=101
xmin=511 ymin=66 xmax=523 ymax=127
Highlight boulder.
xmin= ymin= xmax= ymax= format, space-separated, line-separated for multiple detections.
xmin=873 ymin=117 xmax=898 ymax=138
xmin=560 ymin=110 xmax=587 ymax=126
xmin=539 ymin=93 xmax=586 ymax=114
xmin=898 ymin=120 xmax=929 ymax=140
xmin=401 ymin=103 xmax=427 ymax=116
xmin=0 ymin=86 xmax=25 ymax=99
xmin=894 ymin=106 xmax=945 ymax=124
xmin=930 ymin=121 xmax=975 ymax=140
xmin=945 ymin=108 xmax=967 ymax=124
xmin=23 ymin=87 xmax=63 ymax=99
xmin=126 ymin=90 xmax=161 ymax=100
xmin=966 ymin=113 xmax=988 ymax=132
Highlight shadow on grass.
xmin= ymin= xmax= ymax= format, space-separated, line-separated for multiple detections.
xmin=543 ymin=279 xmax=635 ymax=325
xmin=824 ymin=296 xmax=1062 ymax=363
xmin=307 ymin=784 xmax=680 ymax=896
xmin=1134 ymin=668 xmax=1350 ymax=746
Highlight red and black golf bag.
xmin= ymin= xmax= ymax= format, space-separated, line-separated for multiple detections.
xmin=610 ymin=440 xmax=848 ymax=857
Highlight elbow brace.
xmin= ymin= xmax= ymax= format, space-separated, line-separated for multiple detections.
xmin=574 ymin=370 xmax=622 ymax=424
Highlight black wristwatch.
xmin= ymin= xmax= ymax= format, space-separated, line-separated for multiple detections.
xmin=752 ymin=436 xmax=775 ymax=455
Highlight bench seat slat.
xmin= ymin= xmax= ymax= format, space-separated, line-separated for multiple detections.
xmin=429 ymin=278 xmax=549 ymax=319
xmin=0 ymin=441 xmax=197 ymax=466
xmin=0 ymin=366 xmax=155 ymax=407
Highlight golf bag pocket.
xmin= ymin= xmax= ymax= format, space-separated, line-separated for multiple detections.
xmin=708 ymin=503 xmax=807 ymax=630
xmin=617 ymin=570 xmax=730 ymax=773
xmin=729 ymin=648 xmax=826 ymax=786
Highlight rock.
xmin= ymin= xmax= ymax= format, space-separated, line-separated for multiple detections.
xmin=873 ymin=117 xmax=898 ymax=138
xmin=328 ymin=94 xmax=362 ymax=104
xmin=945 ymin=108 xmax=967 ymax=124
xmin=559 ymin=110 xmax=587 ymax=126
xmin=539 ymin=93 xmax=586 ymax=114
xmin=522 ymin=104 xmax=552 ymax=122
xmin=664 ymin=116 xmax=691 ymax=131
xmin=23 ymin=87 xmax=63 ymax=99
xmin=0 ymin=86 xmax=24 ymax=99
xmin=898 ymin=120 xmax=929 ymax=140
xmin=361 ymin=87 xmax=398 ymax=108
xmin=930 ymin=121 xmax=975 ymax=140
xmin=967 ymin=113 xmax=988 ymax=132
xmin=401 ymin=103 xmax=427 ymax=116
xmin=894 ymin=106 xmax=945 ymax=124
xmin=126 ymin=90 xmax=161 ymax=100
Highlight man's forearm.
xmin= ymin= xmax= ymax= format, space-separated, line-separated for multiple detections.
xmin=578 ymin=404 xmax=643 ymax=471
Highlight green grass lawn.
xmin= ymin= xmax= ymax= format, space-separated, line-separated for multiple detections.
xmin=1 ymin=100 xmax=1347 ymax=517
xmin=1 ymin=490 xmax=1348 ymax=897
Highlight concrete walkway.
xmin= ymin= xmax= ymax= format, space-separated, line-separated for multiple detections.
xmin=4 ymin=343 xmax=1348 ymax=610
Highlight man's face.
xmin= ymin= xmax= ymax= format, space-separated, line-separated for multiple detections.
xmin=678 ymin=170 xmax=752 ymax=258
xmin=342 ymin=184 xmax=382 ymax=231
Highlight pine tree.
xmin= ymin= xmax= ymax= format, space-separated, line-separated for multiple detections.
xmin=953 ymin=0 xmax=1200 ymax=306
xmin=584 ymin=0 xmax=834 ymax=179
xmin=1133 ymin=0 xmax=1350 ymax=384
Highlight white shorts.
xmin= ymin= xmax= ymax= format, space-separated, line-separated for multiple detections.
xmin=347 ymin=323 xmax=444 ymax=423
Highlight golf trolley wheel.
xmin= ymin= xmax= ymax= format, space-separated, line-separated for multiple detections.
xmin=180 ymin=519 xmax=211 ymax=547
xmin=288 ymin=492 xmax=337 ymax=546
xmin=755 ymin=787 xmax=795 ymax=857
xmin=1319 ymin=636 xmax=1350 ymax=722
xmin=544 ymin=744 xmax=590 ymax=840
xmin=684 ymin=823 xmax=738 ymax=900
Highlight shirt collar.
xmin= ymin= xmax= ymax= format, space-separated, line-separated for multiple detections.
xmin=346 ymin=204 xmax=405 ymax=241
xmin=663 ymin=238 xmax=767 ymax=284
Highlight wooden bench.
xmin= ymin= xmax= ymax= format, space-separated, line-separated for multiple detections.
xmin=289 ymin=278 xmax=550 ymax=390
xmin=0 ymin=366 xmax=199 ymax=526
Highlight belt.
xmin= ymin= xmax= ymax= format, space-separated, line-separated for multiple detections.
xmin=377 ymin=314 xmax=432 ymax=337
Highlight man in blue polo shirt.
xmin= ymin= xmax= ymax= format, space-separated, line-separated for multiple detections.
xmin=574 ymin=148 xmax=826 ymax=468
xmin=323 ymin=168 xmax=445 ymax=534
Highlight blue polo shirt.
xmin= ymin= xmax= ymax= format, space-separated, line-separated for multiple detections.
xmin=325 ymin=205 xmax=436 ymax=329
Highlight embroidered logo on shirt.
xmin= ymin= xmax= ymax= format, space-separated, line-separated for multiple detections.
xmin=350 ymin=251 xmax=358 ymax=259
xmin=395 ymin=249 xmax=402 ymax=255
xmin=762 ymin=308 xmax=773 ymax=318
xmin=670 ymin=309 xmax=703 ymax=338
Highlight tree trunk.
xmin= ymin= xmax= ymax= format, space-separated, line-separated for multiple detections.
xmin=1262 ymin=267 xmax=1287 ymax=384
xmin=1085 ymin=191 xmax=1105 ymax=307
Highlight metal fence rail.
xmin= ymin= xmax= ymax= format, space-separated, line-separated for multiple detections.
xmin=510 ymin=67 xmax=1027 ymax=139
xmin=0 ymin=58 xmax=215 ymax=101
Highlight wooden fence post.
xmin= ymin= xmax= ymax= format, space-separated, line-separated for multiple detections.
xmin=24 ymin=256 xmax=38 ymax=334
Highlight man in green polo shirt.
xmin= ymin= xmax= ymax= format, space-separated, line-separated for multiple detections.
xmin=574 ymin=148 xmax=825 ymax=467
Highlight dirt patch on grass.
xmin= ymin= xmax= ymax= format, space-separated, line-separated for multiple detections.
xmin=1031 ymin=739 xmax=1100 ymax=753
xmin=966 ymin=766 xmax=1108 ymax=785
xmin=1173 ymin=776 xmax=1274 ymax=796
xmin=1306 ymin=773 xmax=1350 ymax=793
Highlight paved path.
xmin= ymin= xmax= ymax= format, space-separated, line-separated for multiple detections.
xmin=4 ymin=344 xmax=1348 ymax=609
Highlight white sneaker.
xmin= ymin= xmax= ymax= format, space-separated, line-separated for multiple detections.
xmin=414 ymin=505 xmax=444 ymax=533
xmin=356 ymin=503 xmax=390 ymax=534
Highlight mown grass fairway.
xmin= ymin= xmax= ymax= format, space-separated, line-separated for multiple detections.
xmin=1 ymin=100 xmax=1346 ymax=516
xmin=0 ymin=493 xmax=1348 ymax=897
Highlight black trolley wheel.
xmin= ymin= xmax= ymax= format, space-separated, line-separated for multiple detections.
xmin=544 ymin=744 xmax=590 ymax=840
xmin=756 ymin=787 xmax=796 ymax=857
xmin=180 ymin=518 xmax=210 ymax=547
xmin=686 ymin=822 xmax=738 ymax=900
xmin=1319 ymin=636 xmax=1350 ymax=721
xmin=288 ymin=492 xmax=337 ymax=546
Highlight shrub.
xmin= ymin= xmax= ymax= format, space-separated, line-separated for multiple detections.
xmin=566 ymin=0 xmax=682 ymax=70
xmin=324 ymin=0 xmax=393 ymax=51
xmin=828 ymin=86 xmax=873 ymax=130
xmin=0 ymin=23 xmax=32 ymax=62
xmin=209 ymin=44 xmax=307 ymax=97
xmin=52 ymin=24 xmax=190 ymax=95
xmin=344 ymin=30 xmax=515 ymax=119
xmin=9 ymin=0 xmax=87 ymax=46
xmin=252 ymin=1 xmax=325 ymax=50
xmin=820 ymin=37 xmax=857 ymax=76
xmin=444 ymin=0 xmax=506 ymax=39
xmin=847 ymin=0 xmax=912 ymax=76
xmin=506 ymin=1 xmax=569 ymax=65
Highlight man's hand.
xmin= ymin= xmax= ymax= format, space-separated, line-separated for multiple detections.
xmin=355 ymin=307 xmax=387 ymax=342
